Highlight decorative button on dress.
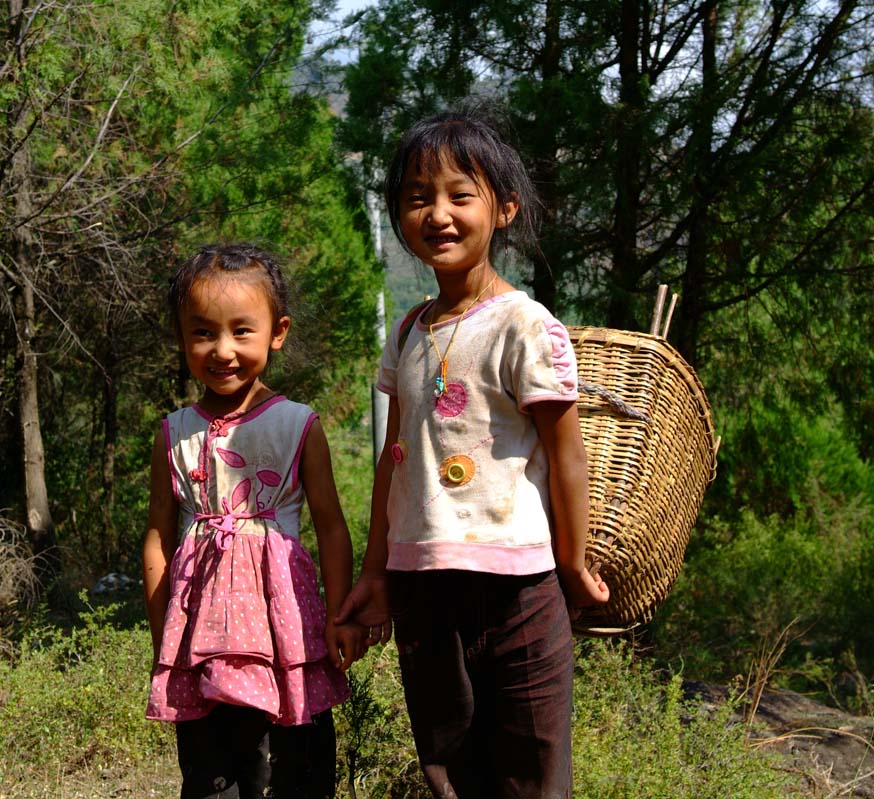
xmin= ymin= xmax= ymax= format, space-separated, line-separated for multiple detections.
xmin=146 ymin=396 xmax=349 ymax=726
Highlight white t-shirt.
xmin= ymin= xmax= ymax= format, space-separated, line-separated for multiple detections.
xmin=377 ymin=291 xmax=579 ymax=575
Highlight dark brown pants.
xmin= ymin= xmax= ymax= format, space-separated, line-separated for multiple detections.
xmin=175 ymin=704 xmax=335 ymax=799
xmin=389 ymin=569 xmax=574 ymax=799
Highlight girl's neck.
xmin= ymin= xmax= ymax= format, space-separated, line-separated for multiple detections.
xmin=429 ymin=266 xmax=515 ymax=325
xmin=198 ymin=380 xmax=275 ymax=418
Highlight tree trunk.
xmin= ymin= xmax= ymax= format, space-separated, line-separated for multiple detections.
xmin=13 ymin=284 xmax=59 ymax=579
xmin=527 ymin=0 xmax=562 ymax=313
xmin=677 ymin=0 xmax=718 ymax=366
xmin=101 ymin=314 xmax=119 ymax=568
xmin=10 ymin=83 xmax=58 ymax=580
xmin=608 ymin=0 xmax=645 ymax=331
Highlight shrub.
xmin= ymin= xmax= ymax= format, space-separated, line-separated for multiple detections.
xmin=653 ymin=500 xmax=874 ymax=708
xmin=0 ymin=516 xmax=40 ymax=654
xmin=0 ymin=598 xmax=173 ymax=785
xmin=335 ymin=647 xmax=426 ymax=797
xmin=572 ymin=640 xmax=790 ymax=799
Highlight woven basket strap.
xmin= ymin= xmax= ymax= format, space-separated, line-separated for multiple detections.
xmin=578 ymin=380 xmax=653 ymax=425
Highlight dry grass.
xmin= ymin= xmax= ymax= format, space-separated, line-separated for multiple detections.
xmin=0 ymin=752 xmax=179 ymax=799
xmin=0 ymin=515 xmax=41 ymax=653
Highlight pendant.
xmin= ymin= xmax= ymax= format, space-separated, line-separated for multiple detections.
xmin=434 ymin=359 xmax=448 ymax=397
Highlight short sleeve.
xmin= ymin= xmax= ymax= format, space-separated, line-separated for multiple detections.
xmin=376 ymin=317 xmax=404 ymax=397
xmin=504 ymin=311 xmax=579 ymax=410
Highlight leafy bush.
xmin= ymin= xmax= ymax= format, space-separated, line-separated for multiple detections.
xmin=0 ymin=599 xmax=173 ymax=785
xmin=653 ymin=501 xmax=874 ymax=710
xmin=706 ymin=392 xmax=874 ymax=521
xmin=572 ymin=640 xmax=789 ymax=799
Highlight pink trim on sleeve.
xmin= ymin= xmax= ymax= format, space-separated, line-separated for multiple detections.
xmin=162 ymin=417 xmax=180 ymax=501
xmin=518 ymin=392 xmax=579 ymax=411
xmin=291 ymin=412 xmax=319 ymax=489
xmin=545 ymin=319 xmax=579 ymax=395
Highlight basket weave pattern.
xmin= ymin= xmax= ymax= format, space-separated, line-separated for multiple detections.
xmin=568 ymin=326 xmax=718 ymax=635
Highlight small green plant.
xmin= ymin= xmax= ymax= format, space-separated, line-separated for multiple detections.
xmin=0 ymin=595 xmax=174 ymax=786
xmin=571 ymin=640 xmax=791 ymax=799
xmin=334 ymin=646 xmax=426 ymax=798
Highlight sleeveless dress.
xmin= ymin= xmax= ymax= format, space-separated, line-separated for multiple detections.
xmin=146 ymin=396 xmax=349 ymax=726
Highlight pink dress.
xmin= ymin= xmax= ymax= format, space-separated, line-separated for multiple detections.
xmin=146 ymin=396 xmax=349 ymax=726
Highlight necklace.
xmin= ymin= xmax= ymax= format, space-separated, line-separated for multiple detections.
xmin=428 ymin=274 xmax=498 ymax=397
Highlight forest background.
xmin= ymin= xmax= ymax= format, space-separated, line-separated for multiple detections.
xmin=0 ymin=0 xmax=872 ymax=796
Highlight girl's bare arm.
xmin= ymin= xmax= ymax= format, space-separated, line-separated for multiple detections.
xmin=531 ymin=400 xmax=610 ymax=608
xmin=333 ymin=395 xmax=398 ymax=643
xmin=142 ymin=428 xmax=179 ymax=664
xmin=300 ymin=419 xmax=365 ymax=668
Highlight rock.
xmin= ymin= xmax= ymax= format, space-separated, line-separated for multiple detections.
xmin=684 ymin=680 xmax=874 ymax=798
xmin=91 ymin=573 xmax=138 ymax=594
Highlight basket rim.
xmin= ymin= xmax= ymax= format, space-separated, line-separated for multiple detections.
xmin=568 ymin=325 xmax=718 ymax=471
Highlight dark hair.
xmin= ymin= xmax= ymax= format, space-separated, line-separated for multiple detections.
xmin=168 ymin=243 xmax=289 ymax=337
xmin=384 ymin=108 xmax=540 ymax=259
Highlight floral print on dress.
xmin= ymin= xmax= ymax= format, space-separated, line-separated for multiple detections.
xmin=147 ymin=397 xmax=349 ymax=727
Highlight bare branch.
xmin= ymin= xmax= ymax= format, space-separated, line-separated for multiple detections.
xmin=17 ymin=68 xmax=139 ymax=227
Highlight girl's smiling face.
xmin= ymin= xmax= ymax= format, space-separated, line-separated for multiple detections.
xmin=179 ymin=274 xmax=289 ymax=414
xmin=398 ymin=153 xmax=517 ymax=278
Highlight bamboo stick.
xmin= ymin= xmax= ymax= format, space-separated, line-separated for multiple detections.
xmin=650 ymin=284 xmax=668 ymax=336
xmin=661 ymin=293 xmax=678 ymax=338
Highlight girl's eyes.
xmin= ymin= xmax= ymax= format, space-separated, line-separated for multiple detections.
xmin=405 ymin=191 xmax=474 ymax=205
xmin=189 ymin=327 xmax=252 ymax=337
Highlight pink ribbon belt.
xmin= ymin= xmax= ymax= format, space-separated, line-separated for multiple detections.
xmin=195 ymin=499 xmax=277 ymax=551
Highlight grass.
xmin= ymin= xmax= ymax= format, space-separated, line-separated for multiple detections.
xmin=0 ymin=424 xmax=825 ymax=797
xmin=0 ymin=598 xmax=795 ymax=799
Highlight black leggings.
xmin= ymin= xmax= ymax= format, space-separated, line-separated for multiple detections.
xmin=175 ymin=703 xmax=336 ymax=799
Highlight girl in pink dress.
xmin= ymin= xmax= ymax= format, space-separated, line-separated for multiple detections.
xmin=143 ymin=243 xmax=365 ymax=798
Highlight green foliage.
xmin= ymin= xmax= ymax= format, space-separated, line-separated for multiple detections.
xmin=653 ymin=502 xmax=874 ymax=706
xmin=321 ymin=422 xmax=374 ymax=560
xmin=572 ymin=641 xmax=788 ymax=799
xmin=0 ymin=603 xmax=797 ymax=797
xmin=335 ymin=650 xmax=426 ymax=797
xmin=707 ymin=392 xmax=874 ymax=519
xmin=0 ymin=598 xmax=173 ymax=785
xmin=336 ymin=0 xmax=874 ymax=332
xmin=3 ymin=0 xmax=385 ymax=577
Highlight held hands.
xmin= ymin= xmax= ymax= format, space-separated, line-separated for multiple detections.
xmin=334 ymin=571 xmax=392 ymax=648
xmin=325 ymin=619 xmax=368 ymax=672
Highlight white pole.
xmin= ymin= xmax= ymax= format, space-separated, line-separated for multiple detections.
xmin=367 ymin=189 xmax=388 ymax=468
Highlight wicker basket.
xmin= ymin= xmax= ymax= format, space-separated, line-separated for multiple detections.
xmin=567 ymin=309 xmax=719 ymax=636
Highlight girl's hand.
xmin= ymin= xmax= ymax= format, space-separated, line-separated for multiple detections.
xmin=567 ymin=566 xmax=610 ymax=612
xmin=326 ymin=620 xmax=367 ymax=671
xmin=334 ymin=571 xmax=392 ymax=646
